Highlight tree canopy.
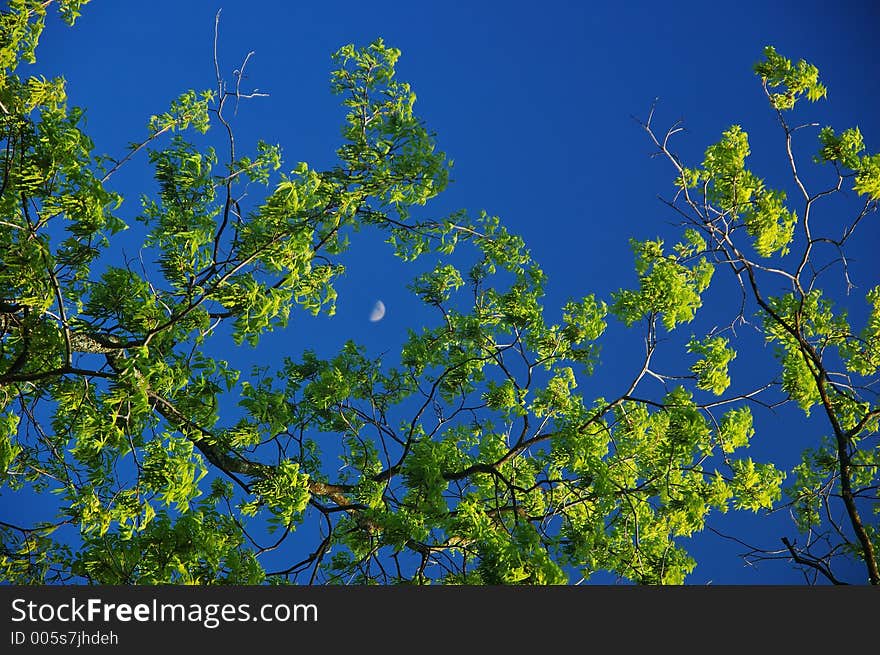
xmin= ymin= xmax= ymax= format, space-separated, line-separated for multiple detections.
xmin=0 ymin=1 xmax=877 ymax=585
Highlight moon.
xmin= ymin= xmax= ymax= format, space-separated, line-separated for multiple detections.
xmin=369 ymin=300 xmax=386 ymax=322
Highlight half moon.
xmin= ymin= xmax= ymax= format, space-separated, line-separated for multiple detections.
xmin=369 ymin=300 xmax=386 ymax=322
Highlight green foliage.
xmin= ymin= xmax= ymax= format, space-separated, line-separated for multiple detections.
xmin=688 ymin=335 xmax=736 ymax=395
xmin=717 ymin=407 xmax=755 ymax=454
xmin=842 ymin=287 xmax=880 ymax=376
xmin=681 ymin=126 xmax=797 ymax=257
xmin=753 ymin=45 xmax=826 ymax=109
xmin=611 ymin=237 xmax=713 ymax=329
xmin=0 ymin=1 xmax=89 ymax=78
xmin=816 ymin=126 xmax=880 ymax=200
xmin=148 ymin=90 xmax=213 ymax=136
xmin=142 ymin=437 xmax=207 ymax=512
xmin=854 ymin=153 xmax=880 ymax=200
xmin=817 ymin=126 xmax=865 ymax=169
xmin=330 ymin=37 xmax=450 ymax=209
xmin=761 ymin=290 xmax=852 ymax=413
xmin=410 ymin=264 xmax=464 ymax=305
xmin=241 ymin=461 xmax=311 ymax=532
xmin=0 ymin=413 xmax=22 ymax=480
xmin=729 ymin=458 xmax=785 ymax=512
xmin=0 ymin=10 xmax=876 ymax=586
xmin=71 ymin=502 xmax=266 ymax=584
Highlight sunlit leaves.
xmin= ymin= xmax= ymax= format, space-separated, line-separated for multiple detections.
xmin=84 ymin=267 xmax=165 ymax=337
xmin=484 ymin=379 xmax=518 ymax=412
xmin=687 ymin=126 xmax=797 ymax=256
xmin=402 ymin=438 xmax=462 ymax=514
xmin=241 ymin=460 xmax=311 ymax=532
xmin=410 ymin=263 xmax=464 ymax=305
xmin=562 ymin=295 xmax=607 ymax=344
xmin=0 ymin=413 xmax=22 ymax=480
xmin=611 ymin=238 xmax=713 ymax=329
xmin=842 ymin=287 xmax=880 ymax=377
xmin=854 ymin=153 xmax=880 ymax=200
xmin=817 ymin=126 xmax=864 ymax=169
xmin=729 ymin=458 xmax=785 ymax=512
xmin=1 ymin=82 xmax=124 ymax=292
xmin=142 ymin=437 xmax=207 ymax=512
xmin=688 ymin=335 xmax=736 ymax=395
xmin=531 ymin=367 xmax=578 ymax=418
xmin=148 ymin=90 xmax=214 ymax=136
xmin=475 ymin=525 xmax=567 ymax=585
xmin=330 ymin=37 xmax=449 ymax=210
xmin=762 ymin=291 xmax=852 ymax=413
xmin=743 ymin=188 xmax=796 ymax=257
xmin=73 ymin=505 xmax=265 ymax=584
xmin=702 ymin=125 xmax=754 ymax=208
xmin=816 ymin=126 xmax=880 ymax=200
xmin=0 ymin=1 xmax=90 ymax=77
xmin=3 ymin=8 xmax=876 ymax=586
xmin=788 ymin=448 xmax=829 ymax=532
xmin=0 ymin=529 xmax=73 ymax=584
xmin=753 ymin=45 xmax=826 ymax=110
xmin=717 ymin=407 xmax=754 ymax=454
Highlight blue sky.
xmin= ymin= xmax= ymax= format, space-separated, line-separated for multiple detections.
xmin=19 ymin=0 xmax=880 ymax=583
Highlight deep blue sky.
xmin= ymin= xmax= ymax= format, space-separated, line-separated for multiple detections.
xmin=20 ymin=0 xmax=880 ymax=583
